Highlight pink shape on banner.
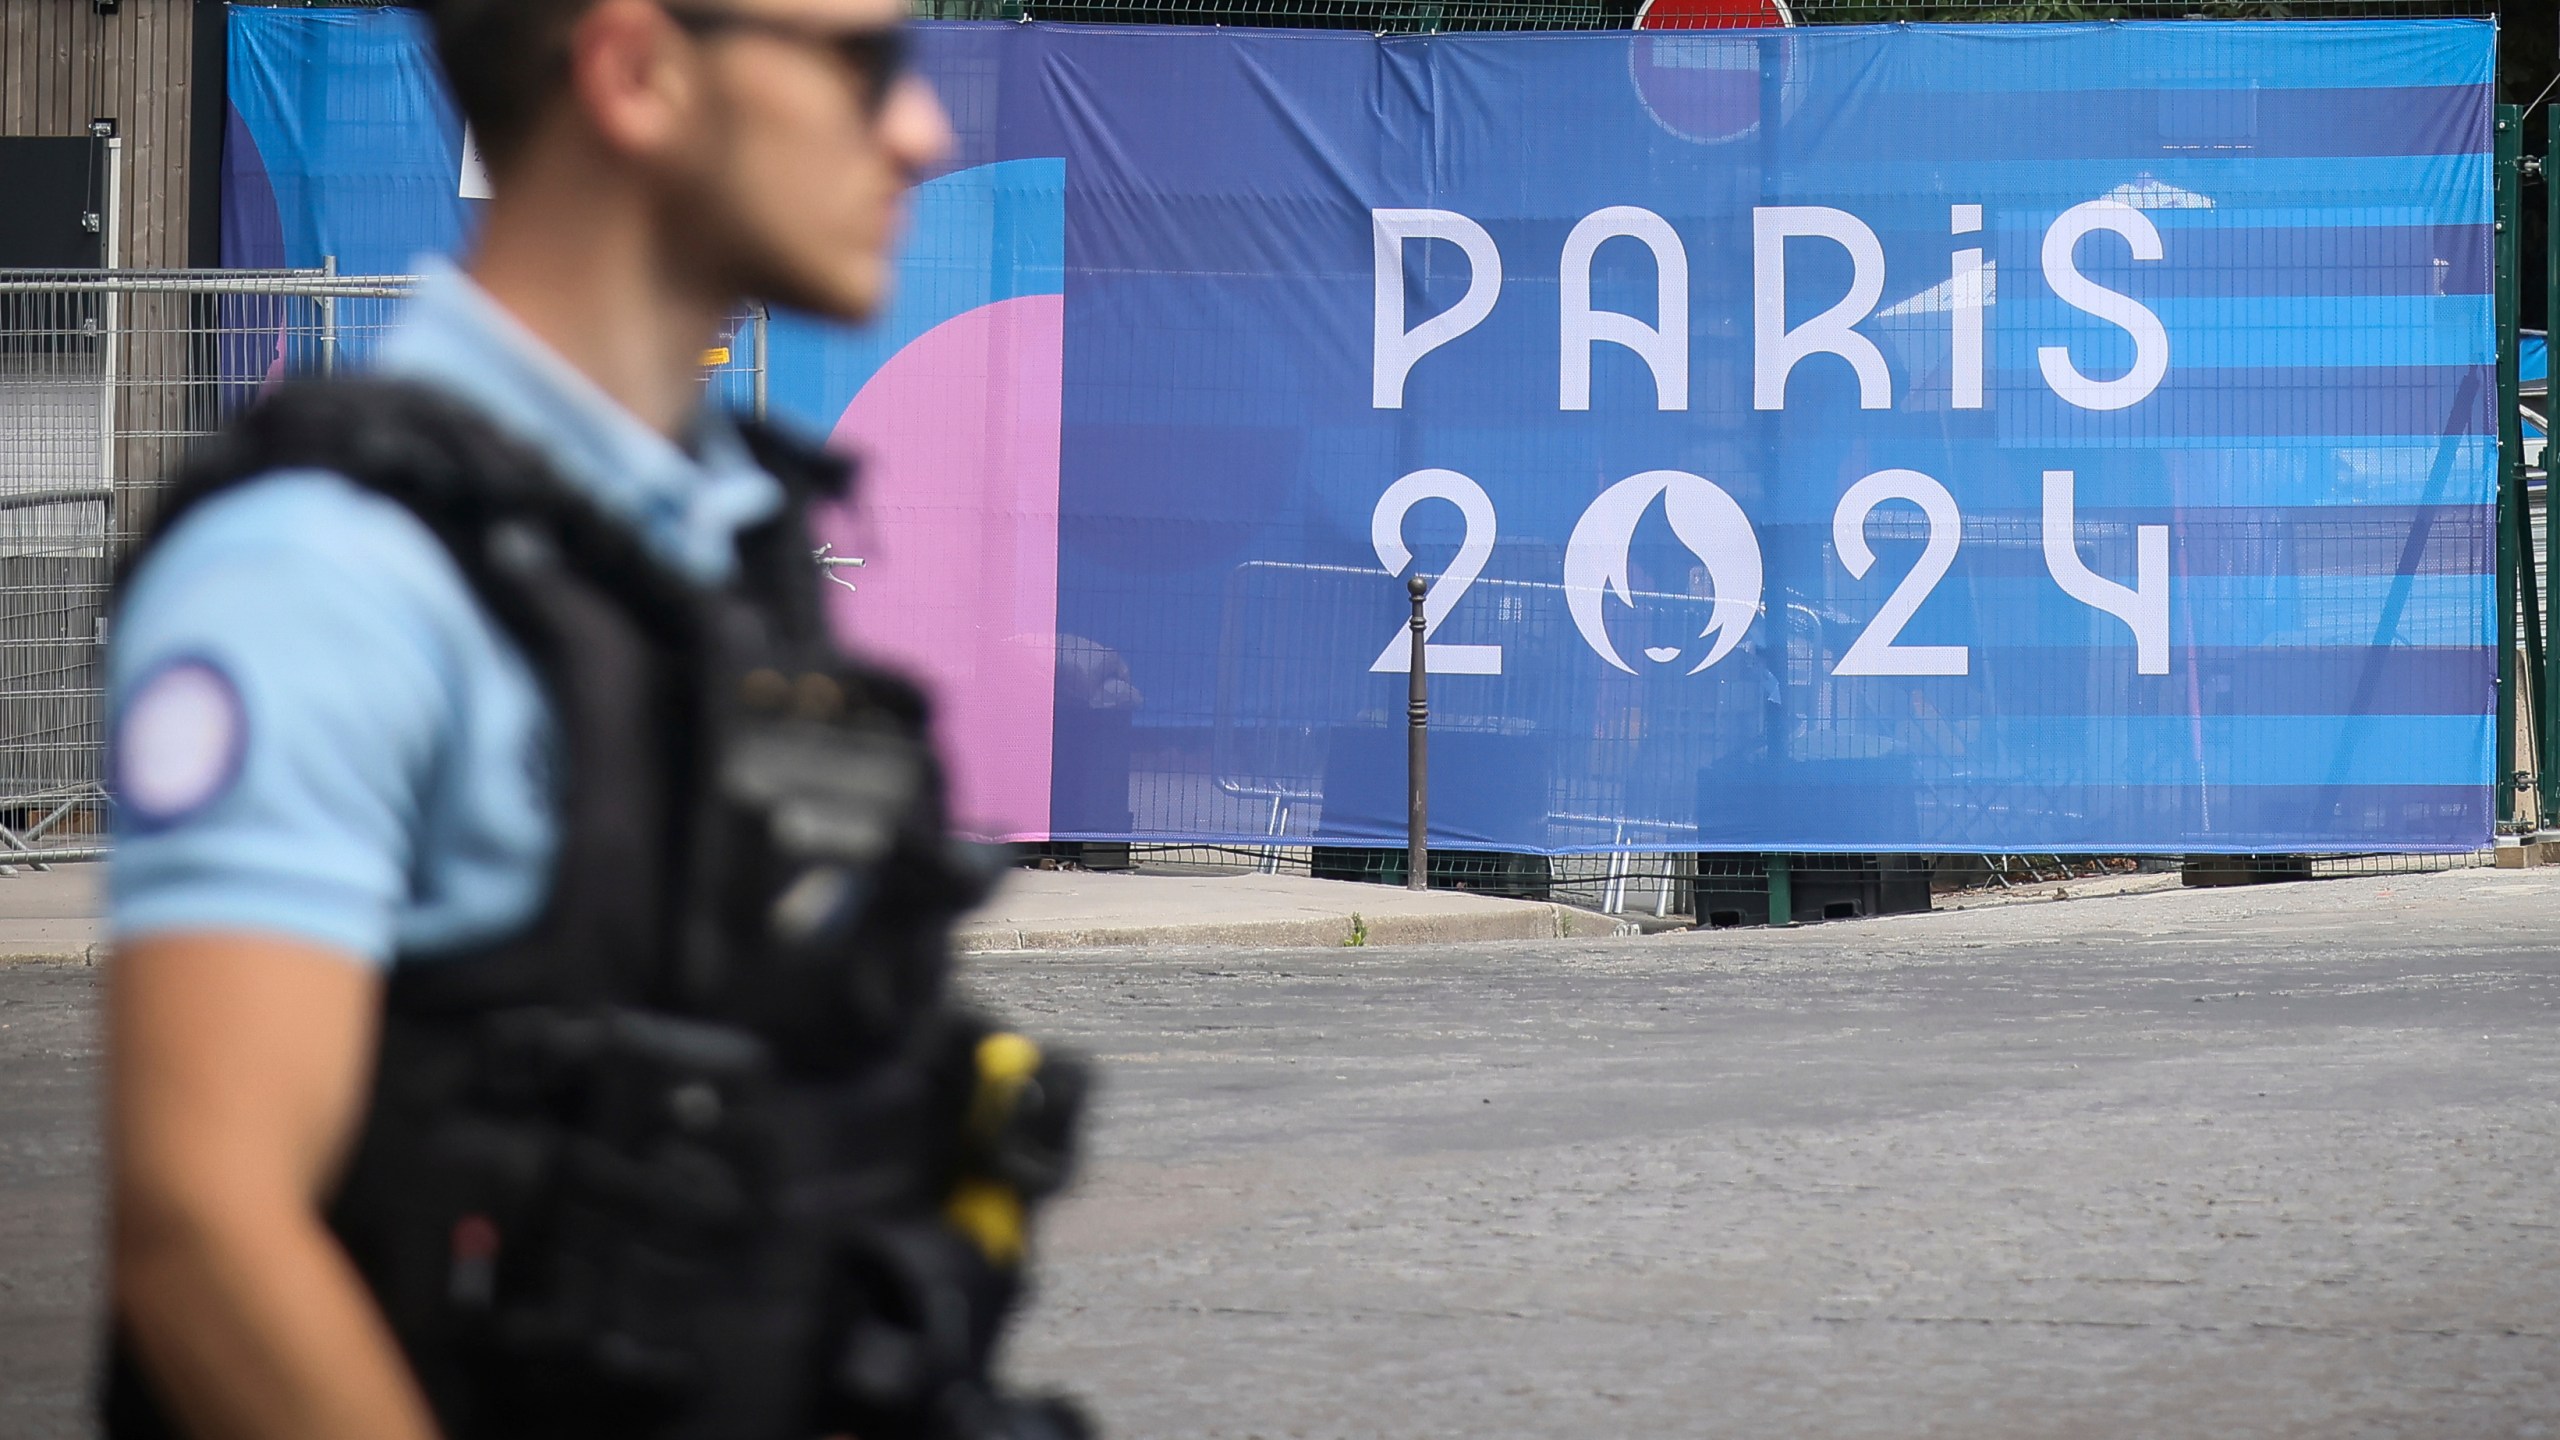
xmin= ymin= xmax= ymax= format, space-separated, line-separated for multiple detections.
xmin=815 ymin=293 xmax=1063 ymax=841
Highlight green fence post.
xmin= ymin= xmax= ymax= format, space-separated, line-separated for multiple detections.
xmin=2498 ymin=106 xmax=2548 ymax=832
xmin=1766 ymin=853 xmax=1792 ymax=928
xmin=2497 ymin=105 xmax=2524 ymax=826
xmin=2544 ymin=108 xmax=2559 ymax=832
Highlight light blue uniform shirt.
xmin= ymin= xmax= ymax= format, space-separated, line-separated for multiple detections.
xmin=107 ymin=266 xmax=785 ymax=966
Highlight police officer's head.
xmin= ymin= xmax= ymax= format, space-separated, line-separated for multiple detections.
xmin=425 ymin=0 xmax=952 ymax=322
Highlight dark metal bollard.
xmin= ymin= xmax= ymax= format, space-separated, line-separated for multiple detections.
xmin=1406 ymin=574 xmax=1429 ymax=892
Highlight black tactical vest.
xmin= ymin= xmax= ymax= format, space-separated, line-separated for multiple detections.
xmin=102 ymin=380 xmax=1088 ymax=1440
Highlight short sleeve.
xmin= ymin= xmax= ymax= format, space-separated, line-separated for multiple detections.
xmin=106 ymin=471 xmax=483 ymax=966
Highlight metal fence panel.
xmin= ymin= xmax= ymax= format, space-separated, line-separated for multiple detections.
xmin=0 ymin=269 xmax=403 ymax=858
xmin=0 ymin=269 xmax=765 ymax=864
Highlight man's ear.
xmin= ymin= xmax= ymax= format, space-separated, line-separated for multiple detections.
xmin=563 ymin=0 xmax=704 ymax=163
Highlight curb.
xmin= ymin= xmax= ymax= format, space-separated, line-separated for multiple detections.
xmin=1931 ymin=874 xmax=2186 ymax=912
xmin=0 ymin=946 xmax=99 ymax=966
xmin=958 ymin=902 xmax=1634 ymax=954
xmin=0 ymin=910 xmax=1642 ymax=963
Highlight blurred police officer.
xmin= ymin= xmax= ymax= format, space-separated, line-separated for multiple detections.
xmin=103 ymin=4 xmax=1084 ymax=1439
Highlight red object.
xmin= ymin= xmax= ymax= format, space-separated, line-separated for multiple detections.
xmin=1626 ymin=2 xmax=1793 ymax=146
xmin=1633 ymin=0 xmax=1794 ymax=28
xmin=450 ymin=1213 xmax=502 ymax=1262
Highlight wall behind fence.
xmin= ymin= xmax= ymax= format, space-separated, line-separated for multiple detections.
xmin=3 ymin=1 xmax=211 ymax=848
xmin=226 ymin=13 xmax=2498 ymax=854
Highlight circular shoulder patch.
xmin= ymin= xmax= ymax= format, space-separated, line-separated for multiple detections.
xmin=115 ymin=658 xmax=247 ymax=828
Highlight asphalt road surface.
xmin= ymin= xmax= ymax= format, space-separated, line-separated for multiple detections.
xmin=6 ymin=867 xmax=2557 ymax=1438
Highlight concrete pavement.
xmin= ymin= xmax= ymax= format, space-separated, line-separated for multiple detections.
xmin=0 ymin=864 xmax=104 ymax=965
xmin=982 ymin=865 xmax=2560 ymax=1439
xmin=7 ymin=864 xmax=2557 ymax=1437
xmin=0 ymin=859 xmax=1633 ymax=963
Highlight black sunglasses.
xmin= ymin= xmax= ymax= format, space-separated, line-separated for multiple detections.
xmin=661 ymin=7 xmax=912 ymax=114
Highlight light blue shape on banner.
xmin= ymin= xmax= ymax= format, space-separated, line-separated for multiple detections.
xmin=1846 ymin=444 xmax=2488 ymax=510
xmin=763 ymin=159 xmax=1067 ymax=438
xmin=2147 ymin=207 xmax=2482 ymax=232
xmin=1880 ymin=577 xmax=2491 ymax=650
xmin=1782 ymin=155 xmax=2492 ymax=221
xmin=1843 ymin=20 xmax=2491 ymax=92
xmin=1867 ymin=715 xmax=2490 ymax=787
xmin=1986 ymin=297 xmax=2494 ymax=371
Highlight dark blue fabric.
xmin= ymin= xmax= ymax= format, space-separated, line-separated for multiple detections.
xmin=219 ymin=14 xmax=2501 ymax=854
xmin=1023 ymin=21 xmax=2496 ymax=853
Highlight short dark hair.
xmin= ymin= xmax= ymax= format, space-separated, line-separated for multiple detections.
xmin=421 ymin=0 xmax=605 ymax=168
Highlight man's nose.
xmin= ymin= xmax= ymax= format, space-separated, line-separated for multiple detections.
xmin=882 ymin=75 xmax=954 ymax=179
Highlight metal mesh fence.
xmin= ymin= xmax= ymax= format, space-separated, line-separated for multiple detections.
xmin=0 ymin=270 xmax=391 ymax=864
xmin=17 ymin=4 xmax=2534 ymax=914
xmin=0 ymin=269 xmax=765 ymax=867
xmin=897 ymin=0 xmax=2526 ymax=916
xmin=1025 ymin=842 xmax=2491 ymax=918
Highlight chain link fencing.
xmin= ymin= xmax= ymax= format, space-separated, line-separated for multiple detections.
xmin=1054 ymin=840 xmax=2490 ymax=920
xmin=0 ymin=268 xmax=765 ymax=870
xmin=12 ymin=0 xmax=2537 ymax=914
xmin=992 ymin=0 xmax=2521 ymax=908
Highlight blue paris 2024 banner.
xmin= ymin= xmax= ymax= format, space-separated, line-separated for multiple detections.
xmin=225 ymin=14 xmax=2497 ymax=853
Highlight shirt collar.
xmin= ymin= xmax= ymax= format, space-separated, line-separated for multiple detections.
xmin=372 ymin=261 xmax=784 ymax=583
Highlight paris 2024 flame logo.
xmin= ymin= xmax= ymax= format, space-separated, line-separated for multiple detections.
xmin=1563 ymin=470 xmax=1763 ymax=675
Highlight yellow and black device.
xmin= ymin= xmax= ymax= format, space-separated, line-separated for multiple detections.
xmin=948 ymin=1032 xmax=1089 ymax=1268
